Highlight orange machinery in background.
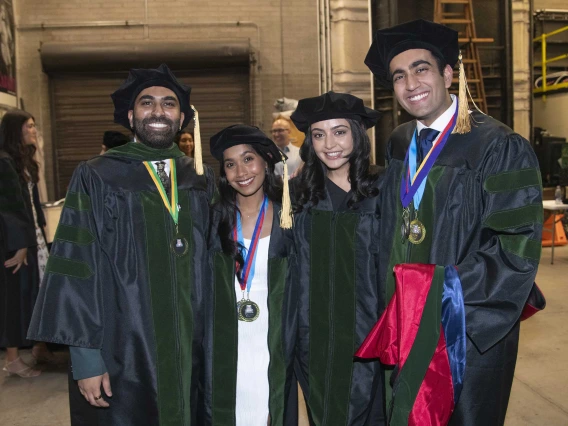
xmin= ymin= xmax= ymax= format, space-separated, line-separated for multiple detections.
xmin=542 ymin=213 xmax=567 ymax=247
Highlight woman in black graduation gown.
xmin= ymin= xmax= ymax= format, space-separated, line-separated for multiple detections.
xmin=175 ymin=129 xmax=195 ymax=158
xmin=0 ymin=110 xmax=52 ymax=377
xmin=204 ymin=125 xmax=297 ymax=426
xmin=290 ymin=92 xmax=385 ymax=425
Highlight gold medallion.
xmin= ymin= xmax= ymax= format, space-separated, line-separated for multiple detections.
xmin=238 ymin=300 xmax=260 ymax=322
xmin=408 ymin=219 xmax=426 ymax=245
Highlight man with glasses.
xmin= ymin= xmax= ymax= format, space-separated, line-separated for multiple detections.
xmin=271 ymin=117 xmax=302 ymax=178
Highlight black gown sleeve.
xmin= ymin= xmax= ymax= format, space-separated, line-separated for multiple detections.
xmin=28 ymin=162 xmax=105 ymax=349
xmin=204 ymin=164 xmax=217 ymax=205
xmin=457 ymin=134 xmax=543 ymax=353
xmin=0 ymin=157 xmax=36 ymax=252
xmin=32 ymin=183 xmax=46 ymax=229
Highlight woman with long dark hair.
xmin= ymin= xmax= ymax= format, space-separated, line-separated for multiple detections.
xmin=290 ymin=92 xmax=385 ymax=425
xmin=175 ymin=128 xmax=194 ymax=157
xmin=0 ymin=109 xmax=52 ymax=377
xmin=205 ymin=124 xmax=297 ymax=425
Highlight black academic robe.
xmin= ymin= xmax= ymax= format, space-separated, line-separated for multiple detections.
xmin=293 ymin=180 xmax=386 ymax=426
xmin=379 ymin=112 xmax=543 ymax=426
xmin=0 ymin=152 xmax=41 ymax=348
xmin=203 ymin=203 xmax=298 ymax=426
xmin=28 ymin=142 xmax=215 ymax=426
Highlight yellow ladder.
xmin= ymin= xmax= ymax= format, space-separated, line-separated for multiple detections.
xmin=434 ymin=0 xmax=493 ymax=113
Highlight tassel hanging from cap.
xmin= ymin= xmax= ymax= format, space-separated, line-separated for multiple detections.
xmin=191 ymin=105 xmax=204 ymax=175
xmin=279 ymin=153 xmax=293 ymax=229
xmin=452 ymin=52 xmax=472 ymax=135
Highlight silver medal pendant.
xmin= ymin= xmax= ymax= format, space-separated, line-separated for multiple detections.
xmin=401 ymin=207 xmax=411 ymax=243
xmin=170 ymin=234 xmax=189 ymax=257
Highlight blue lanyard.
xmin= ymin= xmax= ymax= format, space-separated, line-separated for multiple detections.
xmin=235 ymin=195 xmax=268 ymax=294
xmin=407 ymin=131 xmax=428 ymax=210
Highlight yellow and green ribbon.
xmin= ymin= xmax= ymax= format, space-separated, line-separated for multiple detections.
xmin=143 ymin=159 xmax=179 ymax=226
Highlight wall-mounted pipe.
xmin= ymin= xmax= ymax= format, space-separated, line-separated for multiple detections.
xmin=280 ymin=0 xmax=285 ymax=96
xmin=144 ymin=0 xmax=149 ymax=39
xmin=326 ymin=0 xmax=332 ymax=92
xmin=17 ymin=21 xmax=261 ymax=56
xmin=317 ymin=0 xmax=332 ymax=93
xmin=368 ymin=0 xmax=375 ymax=163
xmin=317 ymin=0 xmax=322 ymax=94
xmin=17 ymin=20 xmax=144 ymax=30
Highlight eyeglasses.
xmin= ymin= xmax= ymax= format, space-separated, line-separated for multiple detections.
xmin=271 ymin=128 xmax=288 ymax=134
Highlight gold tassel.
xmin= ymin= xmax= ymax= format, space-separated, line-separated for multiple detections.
xmin=191 ymin=105 xmax=204 ymax=175
xmin=279 ymin=153 xmax=293 ymax=229
xmin=452 ymin=52 xmax=472 ymax=134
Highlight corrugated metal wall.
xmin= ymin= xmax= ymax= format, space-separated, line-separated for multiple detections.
xmin=50 ymin=68 xmax=250 ymax=197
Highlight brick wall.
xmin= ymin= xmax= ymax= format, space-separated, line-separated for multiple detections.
xmin=14 ymin=0 xmax=320 ymax=199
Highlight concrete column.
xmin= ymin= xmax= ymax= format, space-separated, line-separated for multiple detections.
xmin=318 ymin=0 xmax=372 ymax=101
xmin=511 ymin=0 xmax=531 ymax=140
xmin=318 ymin=0 xmax=375 ymax=158
xmin=329 ymin=0 xmax=373 ymax=103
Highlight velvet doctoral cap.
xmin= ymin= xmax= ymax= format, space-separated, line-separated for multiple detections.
xmin=111 ymin=63 xmax=193 ymax=130
xmin=210 ymin=124 xmax=285 ymax=166
xmin=366 ymin=19 xmax=459 ymax=89
xmin=291 ymin=91 xmax=380 ymax=133
xmin=103 ymin=131 xmax=129 ymax=149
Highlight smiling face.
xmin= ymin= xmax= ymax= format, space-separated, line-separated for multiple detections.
xmin=178 ymin=132 xmax=194 ymax=156
xmin=21 ymin=118 xmax=37 ymax=146
xmin=390 ymin=48 xmax=453 ymax=126
xmin=310 ymin=118 xmax=353 ymax=173
xmin=271 ymin=119 xmax=291 ymax=148
xmin=128 ymin=86 xmax=184 ymax=149
xmin=223 ymin=144 xmax=267 ymax=198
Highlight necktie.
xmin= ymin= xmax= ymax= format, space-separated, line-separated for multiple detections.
xmin=416 ymin=128 xmax=440 ymax=166
xmin=156 ymin=161 xmax=170 ymax=192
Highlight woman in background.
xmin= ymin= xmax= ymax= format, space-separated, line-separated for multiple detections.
xmin=175 ymin=129 xmax=194 ymax=157
xmin=0 ymin=110 xmax=52 ymax=377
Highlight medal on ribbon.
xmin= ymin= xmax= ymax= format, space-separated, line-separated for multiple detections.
xmin=408 ymin=218 xmax=426 ymax=245
xmin=233 ymin=195 xmax=269 ymax=322
xmin=399 ymin=102 xmax=458 ymax=244
xmin=144 ymin=160 xmax=189 ymax=256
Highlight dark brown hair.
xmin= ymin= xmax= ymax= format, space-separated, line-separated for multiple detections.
xmin=174 ymin=129 xmax=195 ymax=156
xmin=294 ymin=118 xmax=378 ymax=211
xmin=0 ymin=110 xmax=39 ymax=183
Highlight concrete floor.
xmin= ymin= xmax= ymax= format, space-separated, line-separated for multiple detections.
xmin=1 ymin=245 xmax=567 ymax=425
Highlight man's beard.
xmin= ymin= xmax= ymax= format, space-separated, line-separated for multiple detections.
xmin=133 ymin=116 xmax=180 ymax=149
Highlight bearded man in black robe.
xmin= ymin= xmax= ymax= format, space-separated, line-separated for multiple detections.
xmin=358 ymin=20 xmax=544 ymax=426
xmin=28 ymin=64 xmax=214 ymax=425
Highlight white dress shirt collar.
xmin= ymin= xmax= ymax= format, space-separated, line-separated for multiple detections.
xmin=415 ymin=94 xmax=457 ymax=134
xmin=133 ymin=137 xmax=172 ymax=176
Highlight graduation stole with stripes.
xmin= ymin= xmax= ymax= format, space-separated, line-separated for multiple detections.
xmin=356 ymin=263 xmax=466 ymax=426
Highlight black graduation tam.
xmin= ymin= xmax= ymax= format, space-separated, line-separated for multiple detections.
xmin=210 ymin=124 xmax=285 ymax=166
xmin=291 ymin=91 xmax=380 ymax=133
xmin=103 ymin=131 xmax=130 ymax=149
xmin=366 ymin=19 xmax=459 ymax=89
xmin=111 ymin=63 xmax=193 ymax=130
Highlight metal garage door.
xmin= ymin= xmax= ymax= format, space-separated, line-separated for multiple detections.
xmin=50 ymin=68 xmax=250 ymax=197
